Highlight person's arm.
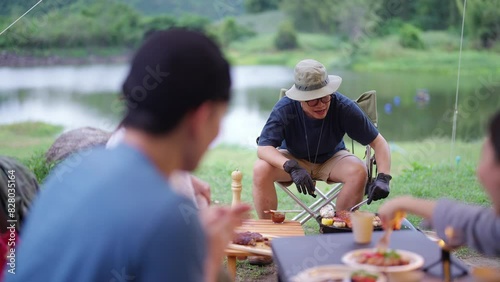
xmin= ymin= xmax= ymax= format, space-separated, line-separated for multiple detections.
xmin=200 ymin=204 xmax=251 ymax=282
xmin=257 ymin=145 xmax=290 ymax=170
xmin=369 ymin=133 xmax=391 ymax=174
xmin=433 ymin=199 xmax=500 ymax=256
xmin=257 ymin=146 xmax=316 ymax=197
xmin=190 ymin=175 xmax=211 ymax=208
xmin=378 ymin=196 xmax=437 ymax=227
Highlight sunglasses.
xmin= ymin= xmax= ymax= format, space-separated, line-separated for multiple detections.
xmin=305 ymin=95 xmax=332 ymax=107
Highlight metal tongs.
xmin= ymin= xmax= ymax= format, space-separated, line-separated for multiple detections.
xmin=349 ymin=198 xmax=369 ymax=212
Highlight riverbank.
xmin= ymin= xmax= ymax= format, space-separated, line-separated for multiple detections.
xmin=2 ymin=31 xmax=499 ymax=75
xmin=0 ymin=50 xmax=132 ymax=68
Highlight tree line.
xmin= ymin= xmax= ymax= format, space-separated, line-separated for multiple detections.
xmin=0 ymin=0 xmax=498 ymax=51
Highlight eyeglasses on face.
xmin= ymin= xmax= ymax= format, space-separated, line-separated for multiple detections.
xmin=305 ymin=94 xmax=332 ymax=107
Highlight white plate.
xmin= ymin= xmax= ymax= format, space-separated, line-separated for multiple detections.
xmin=342 ymin=248 xmax=424 ymax=273
xmin=290 ymin=264 xmax=386 ymax=282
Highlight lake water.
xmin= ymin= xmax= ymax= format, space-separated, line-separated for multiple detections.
xmin=0 ymin=64 xmax=499 ymax=147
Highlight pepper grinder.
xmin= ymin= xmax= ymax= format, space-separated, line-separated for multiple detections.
xmin=231 ymin=170 xmax=242 ymax=207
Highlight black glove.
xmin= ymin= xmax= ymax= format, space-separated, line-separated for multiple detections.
xmin=367 ymin=173 xmax=392 ymax=204
xmin=283 ymin=159 xmax=316 ymax=198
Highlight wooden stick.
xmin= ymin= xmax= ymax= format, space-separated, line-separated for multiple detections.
xmin=227 ymin=243 xmax=272 ymax=256
xmin=267 ymin=209 xmax=304 ymax=213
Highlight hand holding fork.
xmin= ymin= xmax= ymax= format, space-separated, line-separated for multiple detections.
xmin=376 ymin=211 xmax=405 ymax=252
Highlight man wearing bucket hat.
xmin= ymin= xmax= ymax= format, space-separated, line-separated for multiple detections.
xmin=253 ymin=59 xmax=392 ymax=219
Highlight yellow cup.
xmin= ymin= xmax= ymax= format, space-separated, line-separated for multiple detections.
xmin=350 ymin=211 xmax=375 ymax=244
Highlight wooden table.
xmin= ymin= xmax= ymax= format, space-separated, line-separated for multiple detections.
xmin=225 ymin=219 xmax=305 ymax=280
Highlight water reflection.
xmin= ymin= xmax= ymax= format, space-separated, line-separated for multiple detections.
xmin=0 ymin=64 xmax=499 ymax=146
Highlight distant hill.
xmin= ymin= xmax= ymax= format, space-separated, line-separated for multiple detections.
xmin=0 ymin=0 xmax=244 ymax=18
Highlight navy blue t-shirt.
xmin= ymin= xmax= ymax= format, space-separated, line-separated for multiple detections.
xmin=258 ymin=92 xmax=378 ymax=163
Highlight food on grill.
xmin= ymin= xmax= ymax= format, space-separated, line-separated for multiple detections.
xmin=321 ymin=217 xmax=334 ymax=226
xmin=353 ymin=249 xmax=410 ymax=267
xmin=232 ymin=231 xmax=268 ymax=246
xmin=332 ymin=218 xmax=346 ymax=228
xmin=271 ymin=212 xmax=285 ymax=223
xmin=350 ymin=269 xmax=379 ymax=282
xmin=320 ymin=204 xmax=335 ymax=218
xmin=336 ymin=210 xmax=352 ymax=228
xmin=320 ymin=213 xmax=384 ymax=230
xmin=372 ymin=215 xmax=382 ymax=227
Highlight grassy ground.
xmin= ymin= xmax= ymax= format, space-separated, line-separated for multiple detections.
xmin=197 ymin=139 xmax=487 ymax=231
xmin=195 ymin=138 xmax=497 ymax=281
xmin=225 ymin=31 xmax=500 ymax=76
xmin=0 ymin=122 xmax=63 ymax=160
xmin=1 ymin=122 xmax=498 ymax=280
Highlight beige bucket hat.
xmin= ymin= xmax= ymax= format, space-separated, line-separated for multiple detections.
xmin=285 ymin=59 xmax=342 ymax=101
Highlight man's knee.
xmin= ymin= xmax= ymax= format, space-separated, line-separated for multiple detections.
xmin=345 ymin=162 xmax=368 ymax=183
xmin=253 ymin=159 xmax=273 ymax=184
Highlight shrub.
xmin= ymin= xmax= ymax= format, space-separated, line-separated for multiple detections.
xmin=399 ymin=24 xmax=425 ymax=49
xmin=21 ymin=150 xmax=56 ymax=185
xmin=217 ymin=17 xmax=256 ymax=47
xmin=244 ymin=0 xmax=280 ymax=13
xmin=177 ymin=14 xmax=211 ymax=33
xmin=274 ymin=21 xmax=298 ymax=50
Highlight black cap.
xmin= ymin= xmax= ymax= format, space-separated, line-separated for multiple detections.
xmin=121 ymin=28 xmax=231 ymax=134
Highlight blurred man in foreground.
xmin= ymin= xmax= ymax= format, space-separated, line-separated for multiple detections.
xmin=6 ymin=29 xmax=249 ymax=282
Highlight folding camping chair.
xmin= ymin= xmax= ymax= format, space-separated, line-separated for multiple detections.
xmin=275 ymin=90 xmax=379 ymax=225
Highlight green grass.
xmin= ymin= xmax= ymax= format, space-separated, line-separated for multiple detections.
xmin=226 ymin=32 xmax=344 ymax=67
xmin=224 ymin=30 xmax=500 ymax=75
xmin=231 ymin=10 xmax=286 ymax=34
xmin=196 ymin=139 xmax=490 ymax=279
xmin=2 ymin=122 xmax=494 ymax=279
xmin=0 ymin=122 xmax=63 ymax=160
xmin=5 ymin=46 xmax=131 ymax=58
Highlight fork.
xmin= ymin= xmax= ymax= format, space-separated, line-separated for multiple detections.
xmin=376 ymin=226 xmax=393 ymax=252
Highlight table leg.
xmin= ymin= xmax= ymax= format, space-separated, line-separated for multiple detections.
xmin=227 ymin=255 xmax=237 ymax=280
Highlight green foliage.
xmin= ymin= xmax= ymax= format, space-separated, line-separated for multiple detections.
xmin=217 ymin=17 xmax=256 ymax=47
xmin=0 ymin=1 xmax=213 ymax=50
xmin=281 ymin=0 xmax=336 ymax=33
xmin=140 ymin=15 xmax=178 ymax=38
xmin=0 ymin=1 xmax=143 ymax=49
xmin=377 ymin=18 xmax=405 ymax=36
xmin=378 ymin=0 xmax=459 ymax=31
xmin=413 ymin=0 xmax=459 ymax=30
xmin=244 ymin=0 xmax=280 ymax=13
xmin=274 ymin=21 xmax=298 ymax=50
xmin=457 ymin=0 xmax=500 ymax=49
xmin=399 ymin=24 xmax=425 ymax=49
xmin=21 ymin=150 xmax=56 ymax=185
xmin=232 ymin=10 xmax=286 ymax=34
xmin=0 ymin=0 xmax=244 ymax=19
xmin=282 ymin=0 xmax=382 ymax=42
xmin=176 ymin=14 xmax=211 ymax=33
xmin=420 ymin=31 xmax=461 ymax=51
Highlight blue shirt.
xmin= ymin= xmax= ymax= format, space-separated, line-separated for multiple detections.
xmin=5 ymin=144 xmax=206 ymax=282
xmin=258 ymin=92 xmax=378 ymax=163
